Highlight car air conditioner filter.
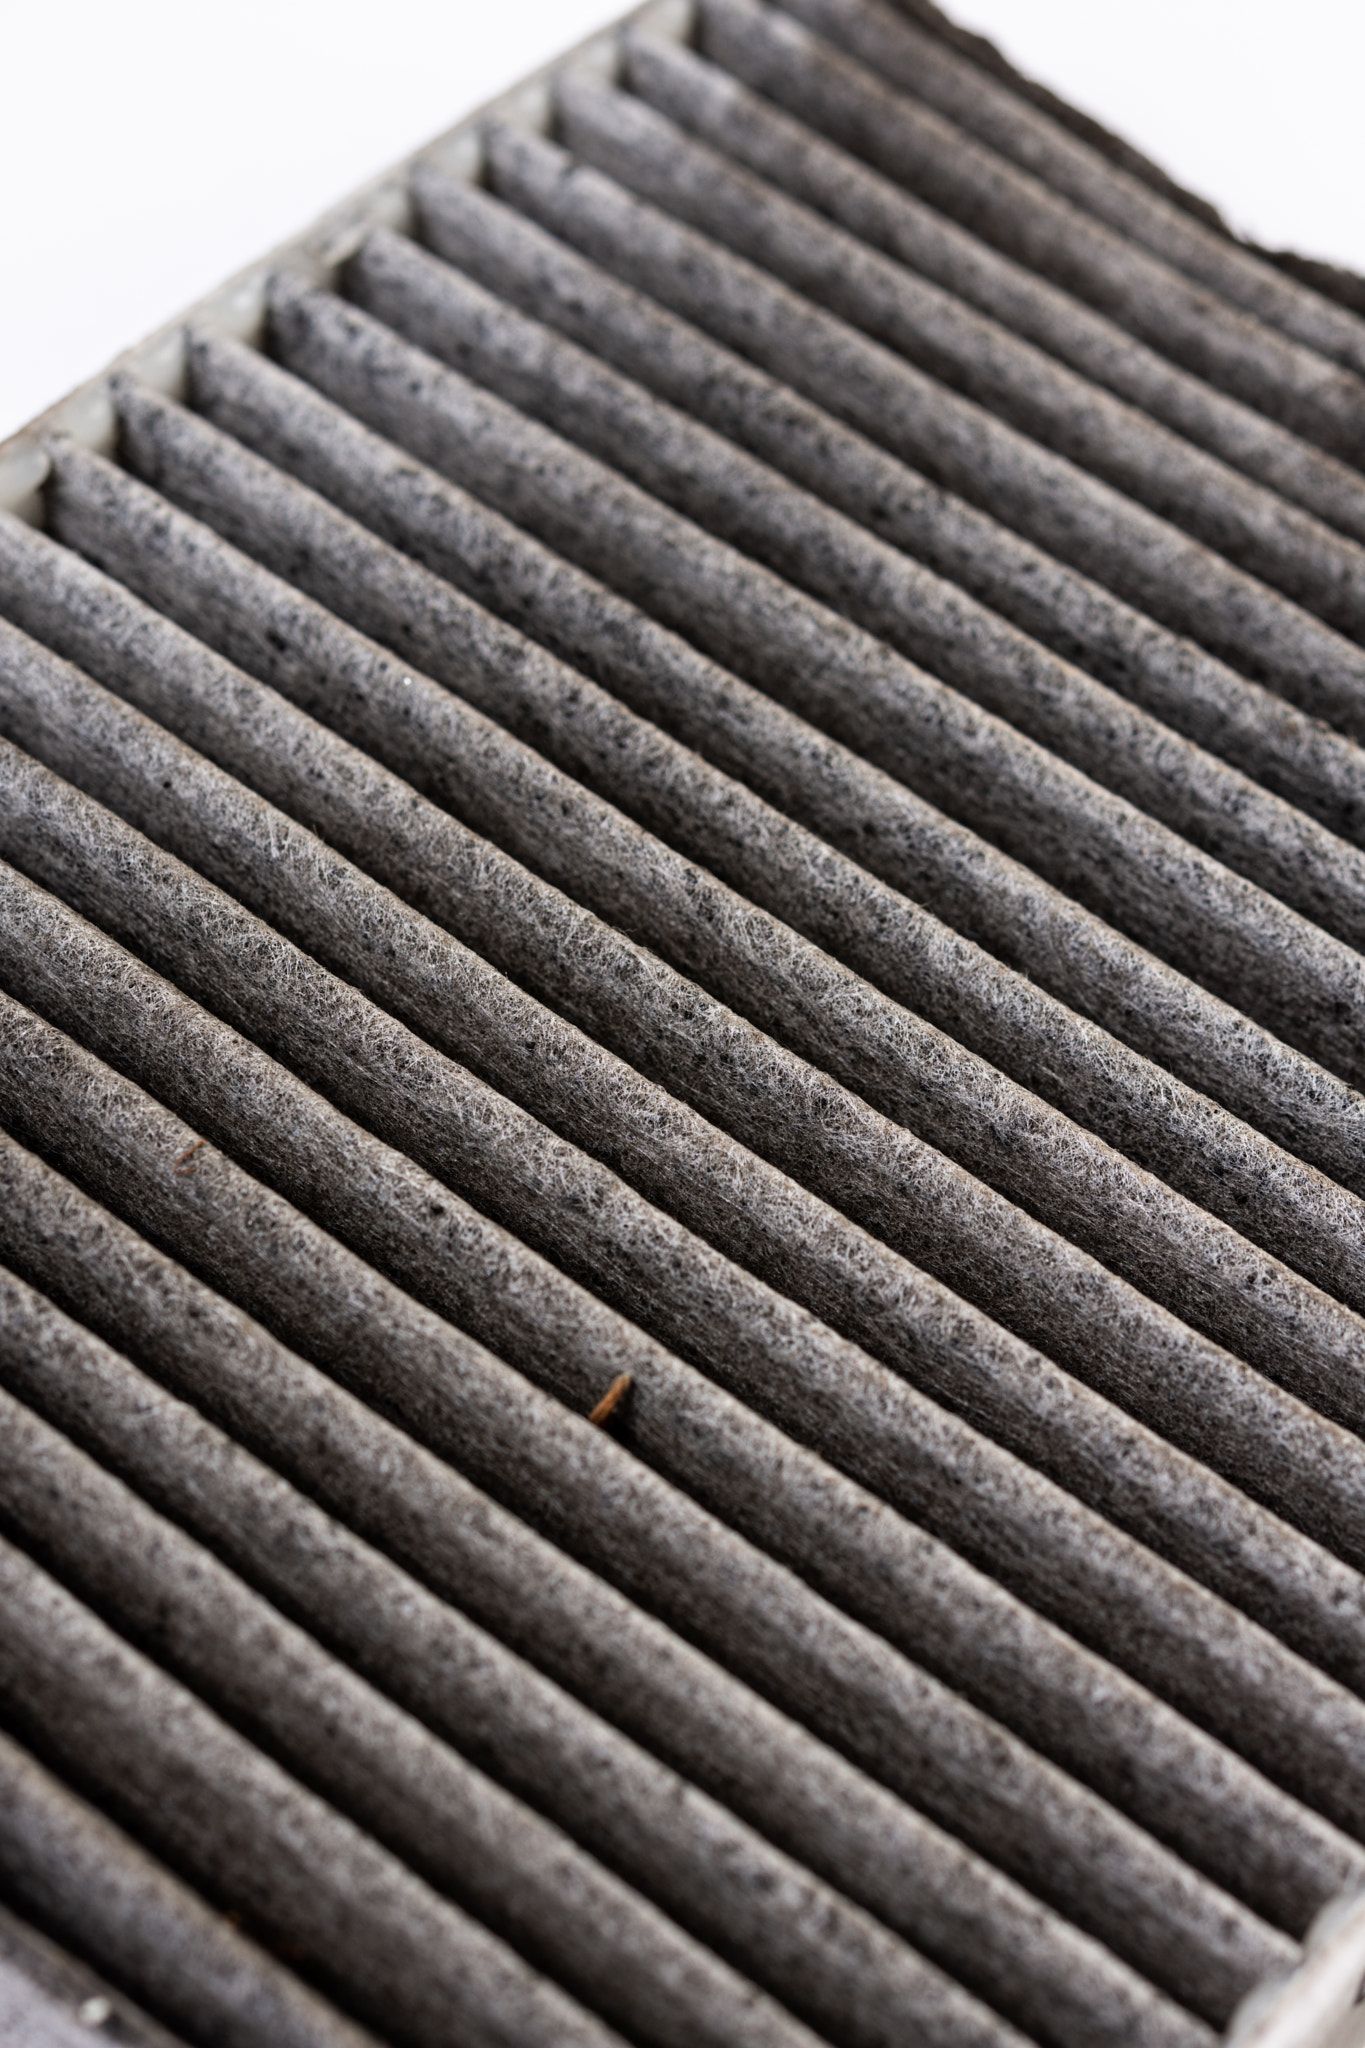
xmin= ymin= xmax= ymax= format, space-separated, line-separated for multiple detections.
xmin=4 ymin=3 xmax=1365 ymax=2044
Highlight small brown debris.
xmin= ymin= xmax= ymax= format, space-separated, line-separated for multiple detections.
xmin=172 ymin=1138 xmax=208 ymax=1176
xmin=588 ymin=1373 xmax=633 ymax=1427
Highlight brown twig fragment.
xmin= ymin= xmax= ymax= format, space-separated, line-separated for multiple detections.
xmin=588 ymin=1373 xmax=633 ymax=1427
xmin=172 ymin=1138 xmax=208 ymax=1176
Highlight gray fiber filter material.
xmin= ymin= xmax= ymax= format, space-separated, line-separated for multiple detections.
xmin=0 ymin=990 xmax=1277 ymax=2043
xmin=615 ymin=2 xmax=1365 ymax=619
xmin=0 ymin=787 xmax=1346 ymax=2005
xmin=0 ymin=704 xmax=1358 ymax=1884
xmin=0 ymin=1533 xmax=630 ymax=2048
xmin=0 ymin=1259 xmax=1198 ymax=2048
xmin=873 ymin=0 xmax=1229 ymax=237
xmin=5 ymin=4 xmax=1365 ymax=2044
xmin=18 ymin=412 xmax=1365 ymax=1420
xmin=112 ymin=299 xmax=1365 ymax=1155
xmin=153 ymin=328 xmax=1365 ymax=1204
xmin=300 ymin=248 xmax=1365 ymax=1084
xmin=0 ymin=1261 xmax=1143 ymax=2048
xmin=749 ymin=0 xmax=1365 ymax=449
xmin=2 ymin=1147 xmax=1316 ymax=2040
xmin=792 ymin=0 xmax=1365 ymax=371
xmin=676 ymin=2 xmax=1365 ymax=552
xmin=472 ymin=129 xmax=1365 ymax=851
xmin=0 ymin=1731 xmax=379 ymax=2048
xmin=0 ymin=1083 xmax=1356 ymax=1957
xmin=169 ymin=309 xmax=1365 ymax=1204
xmin=339 ymin=210 xmax=1365 ymax=955
xmin=0 ymin=1380 xmax=848 ymax=2048
xmin=13 ymin=503 xmax=1365 ymax=1662
xmin=555 ymin=63 xmax=1365 ymax=731
xmin=2 ymin=700 xmax=1365 ymax=1810
xmin=13 ymin=464 xmax=1365 ymax=1679
xmin=6 ymin=779 xmax=1365 ymax=1933
xmin=435 ymin=133 xmax=1365 ymax=842
xmin=0 ymin=647 xmax=1358 ymax=1974
xmin=700 ymin=1 xmax=1365 ymax=497
xmin=336 ymin=213 xmax=1365 ymax=966
xmin=24 ymin=429 xmax=1365 ymax=1487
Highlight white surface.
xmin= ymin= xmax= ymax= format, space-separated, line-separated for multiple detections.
xmin=0 ymin=0 xmax=614 ymax=443
xmin=958 ymin=0 xmax=1365 ymax=269
xmin=2 ymin=0 xmax=1364 ymax=445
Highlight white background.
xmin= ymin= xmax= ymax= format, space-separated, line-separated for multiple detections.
xmin=2 ymin=0 xmax=1362 ymax=445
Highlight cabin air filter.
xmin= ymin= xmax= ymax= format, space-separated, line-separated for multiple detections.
xmin=4 ymin=1 xmax=1365 ymax=2043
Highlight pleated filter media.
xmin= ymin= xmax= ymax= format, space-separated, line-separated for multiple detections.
xmin=4 ymin=2 xmax=1365 ymax=2044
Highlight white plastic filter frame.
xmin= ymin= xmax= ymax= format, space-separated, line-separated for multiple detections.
xmin=1 ymin=4 xmax=1364 ymax=2041
xmin=1228 ymin=1890 xmax=1365 ymax=2048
